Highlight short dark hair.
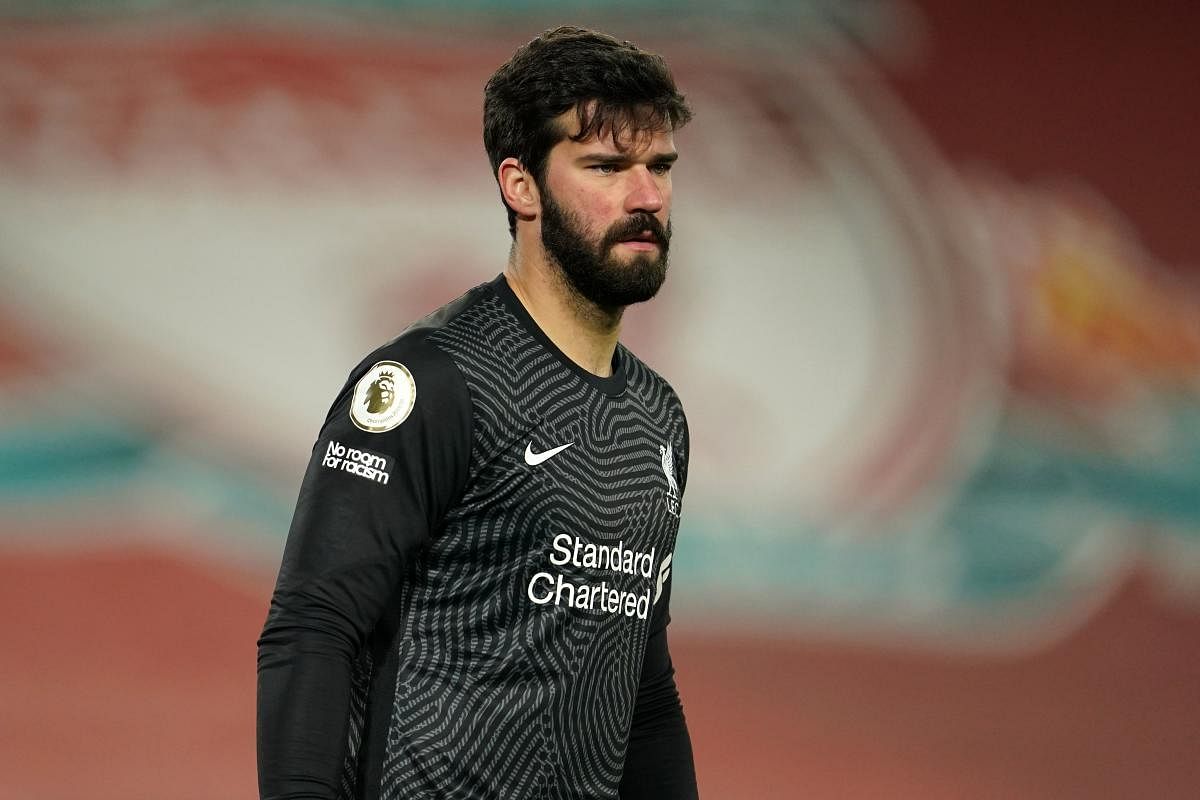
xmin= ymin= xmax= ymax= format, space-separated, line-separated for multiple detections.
xmin=483 ymin=26 xmax=692 ymax=237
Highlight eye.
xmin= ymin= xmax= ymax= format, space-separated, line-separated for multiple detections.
xmin=589 ymin=163 xmax=618 ymax=175
xmin=650 ymin=162 xmax=673 ymax=176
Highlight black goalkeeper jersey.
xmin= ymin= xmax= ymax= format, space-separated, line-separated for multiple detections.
xmin=258 ymin=275 xmax=696 ymax=800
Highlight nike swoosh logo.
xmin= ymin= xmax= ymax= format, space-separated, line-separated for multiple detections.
xmin=525 ymin=441 xmax=574 ymax=466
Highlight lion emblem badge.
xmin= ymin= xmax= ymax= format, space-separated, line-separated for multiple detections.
xmin=660 ymin=443 xmax=680 ymax=517
xmin=350 ymin=360 xmax=415 ymax=433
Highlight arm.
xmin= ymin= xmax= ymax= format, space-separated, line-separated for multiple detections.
xmin=618 ymin=579 xmax=698 ymax=800
xmin=257 ymin=339 xmax=472 ymax=800
xmin=619 ymin=407 xmax=696 ymax=799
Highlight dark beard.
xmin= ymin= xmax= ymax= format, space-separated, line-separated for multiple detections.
xmin=540 ymin=190 xmax=671 ymax=312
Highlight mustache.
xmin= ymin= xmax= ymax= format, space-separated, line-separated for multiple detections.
xmin=602 ymin=213 xmax=670 ymax=250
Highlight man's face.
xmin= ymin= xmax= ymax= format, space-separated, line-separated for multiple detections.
xmin=538 ymin=114 xmax=677 ymax=310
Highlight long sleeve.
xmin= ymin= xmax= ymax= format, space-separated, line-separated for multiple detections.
xmin=618 ymin=575 xmax=698 ymax=799
xmin=256 ymin=335 xmax=472 ymax=800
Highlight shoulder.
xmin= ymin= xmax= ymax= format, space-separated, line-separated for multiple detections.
xmin=618 ymin=344 xmax=686 ymax=418
xmin=619 ymin=345 xmax=692 ymax=493
xmin=357 ymin=280 xmax=495 ymax=377
xmin=329 ymin=282 xmax=494 ymax=428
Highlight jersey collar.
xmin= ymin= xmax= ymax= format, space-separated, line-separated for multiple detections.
xmin=490 ymin=273 xmax=628 ymax=397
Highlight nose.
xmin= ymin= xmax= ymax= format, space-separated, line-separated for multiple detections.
xmin=623 ymin=165 xmax=665 ymax=215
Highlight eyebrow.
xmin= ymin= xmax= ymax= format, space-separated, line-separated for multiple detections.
xmin=577 ymin=151 xmax=679 ymax=166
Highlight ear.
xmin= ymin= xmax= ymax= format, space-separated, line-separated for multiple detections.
xmin=498 ymin=157 xmax=539 ymax=222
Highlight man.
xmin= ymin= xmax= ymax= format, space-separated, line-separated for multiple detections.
xmin=258 ymin=26 xmax=697 ymax=799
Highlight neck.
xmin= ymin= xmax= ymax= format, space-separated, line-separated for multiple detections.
xmin=504 ymin=238 xmax=623 ymax=378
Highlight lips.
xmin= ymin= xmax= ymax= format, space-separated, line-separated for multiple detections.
xmin=621 ymin=231 xmax=659 ymax=245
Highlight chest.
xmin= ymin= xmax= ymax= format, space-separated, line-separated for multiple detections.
xmin=451 ymin=391 xmax=684 ymax=557
xmin=475 ymin=398 xmax=681 ymax=527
